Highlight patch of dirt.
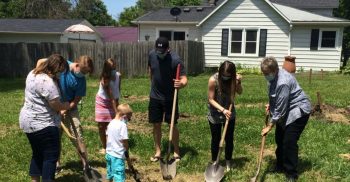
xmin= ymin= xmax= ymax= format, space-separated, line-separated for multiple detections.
xmin=339 ymin=154 xmax=350 ymax=161
xmin=89 ymin=156 xmax=204 ymax=182
xmin=235 ymin=103 xmax=265 ymax=109
xmin=125 ymin=158 xmax=204 ymax=182
xmin=311 ymin=104 xmax=350 ymax=124
xmin=123 ymin=95 xmax=149 ymax=104
xmin=129 ymin=112 xmax=152 ymax=134
xmin=0 ymin=124 xmax=19 ymax=138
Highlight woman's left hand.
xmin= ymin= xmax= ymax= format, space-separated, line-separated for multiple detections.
xmin=223 ymin=109 xmax=231 ymax=120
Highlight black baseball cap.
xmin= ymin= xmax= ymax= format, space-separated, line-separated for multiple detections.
xmin=155 ymin=37 xmax=169 ymax=53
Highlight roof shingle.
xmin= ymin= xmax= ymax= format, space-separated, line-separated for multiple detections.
xmin=0 ymin=19 xmax=86 ymax=33
xmin=269 ymin=0 xmax=339 ymax=9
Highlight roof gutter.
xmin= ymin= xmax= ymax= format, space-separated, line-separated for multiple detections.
xmin=0 ymin=31 xmax=62 ymax=34
xmin=131 ymin=21 xmax=198 ymax=25
xmin=291 ymin=21 xmax=350 ymax=26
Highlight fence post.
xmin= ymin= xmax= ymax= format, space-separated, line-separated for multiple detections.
xmin=309 ymin=68 xmax=312 ymax=84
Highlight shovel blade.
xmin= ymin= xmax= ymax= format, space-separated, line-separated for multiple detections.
xmin=204 ymin=163 xmax=225 ymax=182
xmin=83 ymin=167 xmax=103 ymax=182
xmin=160 ymin=158 xmax=177 ymax=180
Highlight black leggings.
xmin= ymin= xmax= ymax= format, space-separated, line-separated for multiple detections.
xmin=209 ymin=119 xmax=236 ymax=161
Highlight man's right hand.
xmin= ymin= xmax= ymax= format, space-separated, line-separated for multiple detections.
xmin=60 ymin=110 xmax=67 ymax=116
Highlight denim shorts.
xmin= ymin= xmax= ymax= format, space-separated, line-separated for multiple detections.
xmin=105 ymin=153 xmax=125 ymax=182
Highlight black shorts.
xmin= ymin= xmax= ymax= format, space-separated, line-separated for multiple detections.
xmin=148 ymin=98 xmax=179 ymax=124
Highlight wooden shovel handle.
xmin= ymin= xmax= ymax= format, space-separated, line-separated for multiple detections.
xmin=60 ymin=121 xmax=76 ymax=140
xmin=176 ymin=64 xmax=180 ymax=80
xmin=219 ymin=104 xmax=233 ymax=148
xmin=169 ymin=64 xmax=181 ymax=141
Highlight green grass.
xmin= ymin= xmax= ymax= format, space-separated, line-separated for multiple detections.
xmin=0 ymin=72 xmax=350 ymax=181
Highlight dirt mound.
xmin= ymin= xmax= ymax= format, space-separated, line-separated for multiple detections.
xmin=312 ymin=104 xmax=350 ymax=124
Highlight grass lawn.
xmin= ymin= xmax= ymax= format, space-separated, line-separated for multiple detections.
xmin=0 ymin=72 xmax=349 ymax=182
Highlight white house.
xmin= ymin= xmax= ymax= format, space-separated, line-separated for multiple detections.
xmin=133 ymin=0 xmax=350 ymax=71
xmin=0 ymin=19 xmax=102 ymax=44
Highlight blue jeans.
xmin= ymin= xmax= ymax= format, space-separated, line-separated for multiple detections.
xmin=26 ymin=126 xmax=60 ymax=181
xmin=105 ymin=153 xmax=125 ymax=182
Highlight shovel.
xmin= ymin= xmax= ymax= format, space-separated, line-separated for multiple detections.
xmin=65 ymin=115 xmax=103 ymax=182
xmin=204 ymin=104 xmax=233 ymax=182
xmin=160 ymin=64 xmax=181 ymax=180
xmin=250 ymin=113 xmax=269 ymax=182
xmin=126 ymin=153 xmax=142 ymax=182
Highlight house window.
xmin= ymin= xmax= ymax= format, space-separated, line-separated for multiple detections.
xmin=230 ymin=29 xmax=259 ymax=56
xmin=159 ymin=30 xmax=186 ymax=41
xmin=320 ymin=30 xmax=336 ymax=48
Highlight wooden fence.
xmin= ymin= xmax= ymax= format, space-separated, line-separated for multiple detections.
xmin=0 ymin=40 xmax=205 ymax=78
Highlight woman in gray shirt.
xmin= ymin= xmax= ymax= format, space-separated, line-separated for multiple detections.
xmin=207 ymin=61 xmax=242 ymax=171
xmin=260 ymin=56 xmax=311 ymax=182
xmin=19 ymin=54 xmax=70 ymax=182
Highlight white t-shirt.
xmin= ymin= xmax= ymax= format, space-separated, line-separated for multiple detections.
xmin=97 ymin=72 xmax=120 ymax=100
xmin=19 ymin=71 xmax=61 ymax=133
xmin=106 ymin=119 xmax=128 ymax=159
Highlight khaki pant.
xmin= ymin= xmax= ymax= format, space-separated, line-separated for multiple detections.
xmin=62 ymin=109 xmax=84 ymax=148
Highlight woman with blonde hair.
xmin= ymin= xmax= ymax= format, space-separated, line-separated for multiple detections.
xmin=95 ymin=58 xmax=121 ymax=154
xmin=19 ymin=54 xmax=70 ymax=182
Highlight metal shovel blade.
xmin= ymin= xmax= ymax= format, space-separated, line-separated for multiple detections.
xmin=160 ymin=158 xmax=176 ymax=180
xmin=83 ymin=167 xmax=103 ymax=182
xmin=204 ymin=162 xmax=225 ymax=182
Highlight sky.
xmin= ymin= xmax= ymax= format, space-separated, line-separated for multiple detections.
xmin=102 ymin=0 xmax=138 ymax=19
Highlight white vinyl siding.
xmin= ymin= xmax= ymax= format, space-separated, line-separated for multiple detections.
xmin=290 ymin=27 xmax=343 ymax=71
xmin=201 ymin=0 xmax=290 ymax=67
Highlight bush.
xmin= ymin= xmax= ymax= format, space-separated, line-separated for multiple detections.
xmin=341 ymin=65 xmax=350 ymax=74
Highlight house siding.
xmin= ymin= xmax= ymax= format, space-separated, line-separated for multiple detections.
xmin=290 ymin=26 xmax=343 ymax=71
xmin=139 ymin=24 xmax=201 ymax=42
xmin=201 ymin=0 xmax=290 ymax=68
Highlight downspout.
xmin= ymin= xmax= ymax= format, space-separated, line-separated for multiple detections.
xmin=288 ymin=24 xmax=293 ymax=55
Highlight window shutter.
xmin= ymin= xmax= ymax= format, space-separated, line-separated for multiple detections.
xmin=259 ymin=29 xmax=267 ymax=57
xmin=221 ymin=29 xmax=229 ymax=56
xmin=310 ymin=29 xmax=319 ymax=50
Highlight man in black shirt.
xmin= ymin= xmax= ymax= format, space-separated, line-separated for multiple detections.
xmin=148 ymin=37 xmax=188 ymax=162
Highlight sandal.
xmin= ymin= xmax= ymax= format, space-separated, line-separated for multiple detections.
xmin=150 ymin=156 xmax=161 ymax=162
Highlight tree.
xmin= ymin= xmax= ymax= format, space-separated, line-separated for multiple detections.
xmin=23 ymin=0 xmax=71 ymax=18
xmin=334 ymin=0 xmax=350 ymax=66
xmin=118 ymin=6 xmax=143 ymax=26
xmin=0 ymin=0 xmax=26 ymax=18
xmin=71 ymin=0 xmax=116 ymax=26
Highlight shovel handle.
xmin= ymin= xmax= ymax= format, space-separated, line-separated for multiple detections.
xmin=176 ymin=64 xmax=180 ymax=80
xmin=219 ymin=104 xmax=233 ymax=148
xmin=169 ymin=64 xmax=181 ymax=142
xmin=60 ymin=121 xmax=76 ymax=140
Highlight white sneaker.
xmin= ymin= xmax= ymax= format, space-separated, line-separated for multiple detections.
xmin=226 ymin=160 xmax=234 ymax=171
